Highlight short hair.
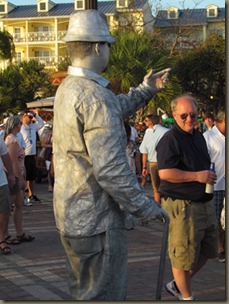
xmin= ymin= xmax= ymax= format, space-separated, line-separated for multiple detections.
xmin=202 ymin=112 xmax=215 ymax=121
xmin=171 ymin=95 xmax=198 ymax=112
xmin=144 ymin=114 xmax=160 ymax=125
xmin=215 ymin=110 xmax=225 ymax=123
xmin=20 ymin=109 xmax=34 ymax=116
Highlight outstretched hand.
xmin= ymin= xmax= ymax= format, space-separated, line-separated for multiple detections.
xmin=143 ymin=68 xmax=171 ymax=92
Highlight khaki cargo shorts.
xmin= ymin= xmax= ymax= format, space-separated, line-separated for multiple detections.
xmin=162 ymin=197 xmax=218 ymax=270
xmin=149 ymin=162 xmax=160 ymax=194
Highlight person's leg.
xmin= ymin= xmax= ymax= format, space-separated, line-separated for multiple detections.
xmin=172 ymin=254 xmax=208 ymax=298
xmin=0 ymin=185 xmax=11 ymax=253
xmin=162 ymin=198 xmax=216 ymax=300
xmin=172 ymin=268 xmax=192 ymax=298
xmin=60 ymin=228 xmax=127 ymax=300
xmin=12 ymin=190 xmax=24 ymax=236
xmin=149 ymin=162 xmax=161 ymax=203
xmin=26 ymin=180 xmax=34 ymax=197
xmin=0 ymin=213 xmax=10 ymax=242
xmin=25 ymin=155 xmax=37 ymax=197
xmin=189 ymin=255 xmax=208 ymax=277
xmin=134 ymin=153 xmax=142 ymax=176
xmin=213 ymin=191 xmax=225 ymax=256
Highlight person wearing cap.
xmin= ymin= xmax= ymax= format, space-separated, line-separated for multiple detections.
xmin=53 ymin=9 xmax=171 ymax=300
xmin=20 ymin=110 xmax=44 ymax=205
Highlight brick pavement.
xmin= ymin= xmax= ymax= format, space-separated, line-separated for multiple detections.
xmin=0 ymin=181 xmax=226 ymax=301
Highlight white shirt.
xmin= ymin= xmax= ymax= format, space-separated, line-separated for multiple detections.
xmin=16 ymin=132 xmax=26 ymax=149
xmin=130 ymin=126 xmax=138 ymax=142
xmin=0 ymin=134 xmax=8 ymax=186
xmin=139 ymin=124 xmax=168 ymax=162
xmin=20 ymin=115 xmax=44 ymax=156
xmin=203 ymin=125 xmax=225 ymax=191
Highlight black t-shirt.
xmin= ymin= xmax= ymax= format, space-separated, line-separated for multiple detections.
xmin=156 ymin=123 xmax=213 ymax=202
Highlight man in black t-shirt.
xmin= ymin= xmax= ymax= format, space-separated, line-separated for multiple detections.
xmin=156 ymin=95 xmax=218 ymax=301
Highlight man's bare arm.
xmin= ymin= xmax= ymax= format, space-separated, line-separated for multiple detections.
xmin=159 ymin=168 xmax=216 ymax=185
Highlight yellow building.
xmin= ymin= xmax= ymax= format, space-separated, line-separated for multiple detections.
xmin=154 ymin=4 xmax=225 ymax=52
xmin=0 ymin=1 xmax=225 ymax=68
xmin=0 ymin=0 xmax=153 ymax=69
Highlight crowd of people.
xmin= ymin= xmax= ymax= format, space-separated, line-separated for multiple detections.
xmin=0 ymin=96 xmax=225 ymax=300
xmin=0 ymin=110 xmax=54 ymax=254
xmin=0 ymin=8 xmax=225 ymax=302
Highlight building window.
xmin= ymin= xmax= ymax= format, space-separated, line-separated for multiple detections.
xmin=167 ymin=7 xmax=179 ymax=19
xmin=14 ymin=28 xmax=21 ymax=38
xmin=34 ymin=50 xmax=55 ymax=65
xmin=75 ymin=0 xmax=84 ymax=10
xmin=169 ymin=10 xmax=176 ymax=19
xmin=15 ymin=52 xmax=22 ymax=63
xmin=34 ymin=26 xmax=49 ymax=32
xmin=209 ymin=8 xmax=216 ymax=17
xmin=39 ymin=2 xmax=46 ymax=11
xmin=0 ymin=4 xmax=5 ymax=12
xmin=35 ymin=50 xmax=49 ymax=57
xmin=117 ymin=0 xmax=127 ymax=8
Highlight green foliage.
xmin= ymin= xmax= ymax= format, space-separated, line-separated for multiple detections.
xmin=57 ymin=57 xmax=71 ymax=71
xmin=0 ymin=30 xmax=15 ymax=62
xmin=104 ymin=30 xmax=180 ymax=119
xmin=0 ymin=60 xmax=55 ymax=114
xmin=105 ymin=30 xmax=167 ymax=92
xmin=173 ymin=34 xmax=225 ymax=113
xmin=0 ymin=65 xmax=22 ymax=113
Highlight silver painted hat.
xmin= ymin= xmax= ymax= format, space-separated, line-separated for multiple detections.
xmin=63 ymin=9 xmax=116 ymax=43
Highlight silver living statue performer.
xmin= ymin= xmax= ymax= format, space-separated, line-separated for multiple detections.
xmin=53 ymin=9 xmax=171 ymax=300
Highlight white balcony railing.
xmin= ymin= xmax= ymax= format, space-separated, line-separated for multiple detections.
xmin=13 ymin=31 xmax=67 ymax=43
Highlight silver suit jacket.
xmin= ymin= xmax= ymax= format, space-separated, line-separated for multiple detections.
xmin=53 ymin=66 xmax=161 ymax=237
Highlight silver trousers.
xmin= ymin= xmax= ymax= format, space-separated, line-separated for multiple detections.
xmin=60 ymin=228 xmax=128 ymax=300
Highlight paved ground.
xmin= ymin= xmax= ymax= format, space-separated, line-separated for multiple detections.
xmin=0 ymin=180 xmax=226 ymax=301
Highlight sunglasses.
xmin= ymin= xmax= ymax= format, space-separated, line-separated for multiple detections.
xmin=176 ymin=112 xmax=197 ymax=120
xmin=27 ymin=115 xmax=34 ymax=119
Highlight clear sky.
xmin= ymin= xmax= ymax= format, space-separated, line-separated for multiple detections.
xmin=10 ymin=0 xmax=225 ymax=9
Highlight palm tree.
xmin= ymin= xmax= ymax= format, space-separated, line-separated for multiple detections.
xmin=104 ymin=30 xmax=179 ymax=120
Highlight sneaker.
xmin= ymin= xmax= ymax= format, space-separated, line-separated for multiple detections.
xmin=165 ymin=280 xmax=182 ymax=300
xmin=181 ymin=296 xmax=198 ymax=300
xmin=28 ymin=195 xmax=41 ymax=203
xmin=24 ymin=197 xmax=33 ymax=206
xmin=218 ymin=252 xmax=225 ymax=263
